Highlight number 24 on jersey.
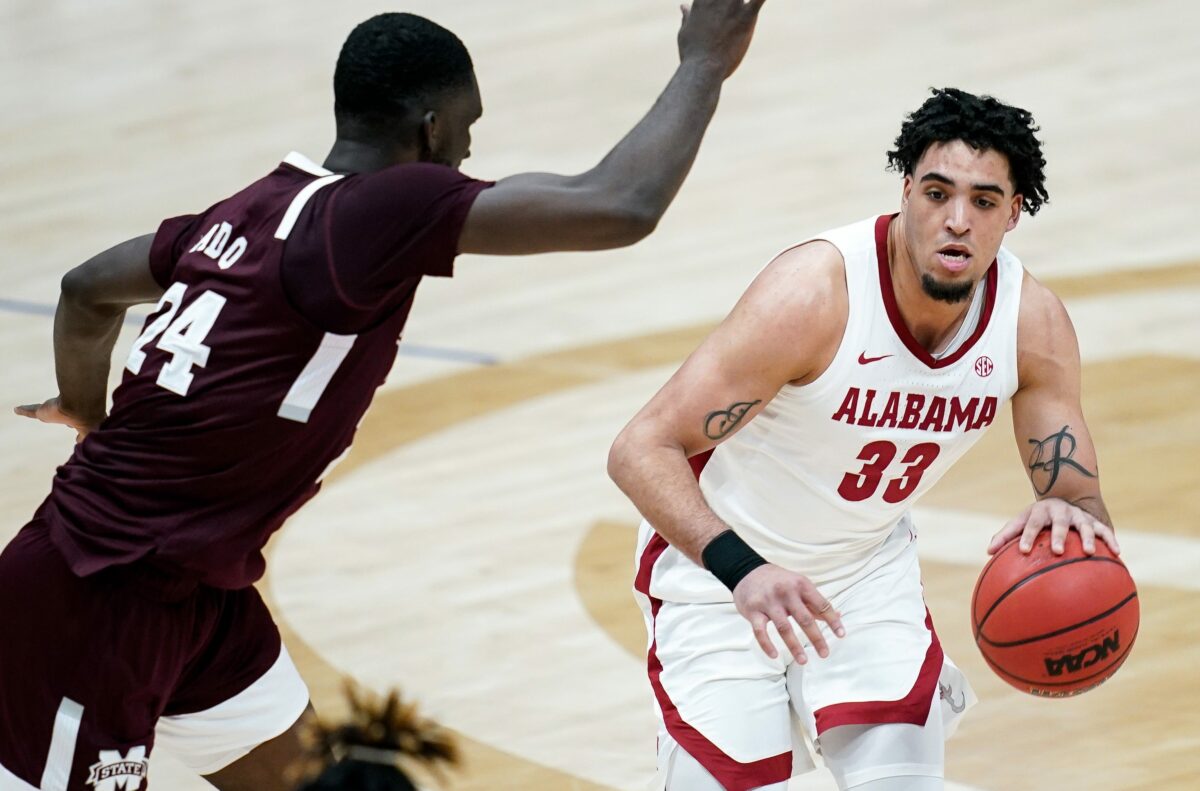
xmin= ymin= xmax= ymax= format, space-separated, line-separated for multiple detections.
xmin=125 ymin=282 xmax=225 ymax=396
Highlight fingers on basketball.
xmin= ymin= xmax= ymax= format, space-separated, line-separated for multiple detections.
xmin=992 ymin=504 xmax=1032 ymax=553
xmin=1093 ymin=521 xmax=1120 ymax=554
xmin=1019 ymin=505 xmax=1055 ymax=552
xmin=1046 ymin=501 xmax=1080 ymax=553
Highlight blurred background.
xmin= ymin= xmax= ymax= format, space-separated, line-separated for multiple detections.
xmin=2 ymin=1 xmax=1198 ymax=788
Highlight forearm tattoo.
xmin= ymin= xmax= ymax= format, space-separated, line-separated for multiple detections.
xmin=1027 ymin=424 xmax=1097 ymax=496
xmin=704 ymin=400 xmax=761 ymax=440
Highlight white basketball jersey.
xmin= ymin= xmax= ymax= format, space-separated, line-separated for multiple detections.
xmin=639 ymin=214 xmax=1023 ymax=602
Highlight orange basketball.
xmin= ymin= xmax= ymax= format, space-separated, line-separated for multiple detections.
xmin=971 ymin=529 xmax=1139 ymax=697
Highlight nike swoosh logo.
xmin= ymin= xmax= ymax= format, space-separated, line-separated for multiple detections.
xmin=858 ymin=352 xmax=893 ymax=365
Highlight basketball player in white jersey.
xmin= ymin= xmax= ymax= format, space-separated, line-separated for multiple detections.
xmin=609 ymin=88 xmax=1120 ymax=790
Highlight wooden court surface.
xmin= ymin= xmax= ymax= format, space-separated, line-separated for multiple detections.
xmin=1 ymin=1 xmax=1198 ymax=789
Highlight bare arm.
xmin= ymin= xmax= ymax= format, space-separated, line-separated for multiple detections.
xmin=15 ymin=233 xmax=164 ymax=436
xmin=458 ymin=0 xmax=766 ymax=255
xmin=609 ymin=242 xmax=847 ymax=661
xmin=987 ymin=273 xmax=1118 ymax=556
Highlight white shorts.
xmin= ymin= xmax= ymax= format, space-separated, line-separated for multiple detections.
xmin=155 ymin=642 xmax=310 ymax=774
xmin=634 ymin=531 xmax=975 ymax=791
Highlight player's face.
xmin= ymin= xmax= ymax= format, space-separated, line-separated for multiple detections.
xmin=900 ymin=140 xmax=1022 ymax=303
xmin=426 ymin=76 xmax=483 ymax=170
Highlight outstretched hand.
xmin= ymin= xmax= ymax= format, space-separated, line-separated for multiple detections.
xmin=732 ymin=563 xmax=845 ymax=664
xmin=14 ymin=397 xmax=100 ymax=442
xmin=987 ymin=497 xmax=1120 ymax=556
xmin=678 ymin=0 xmax=768 ymax=79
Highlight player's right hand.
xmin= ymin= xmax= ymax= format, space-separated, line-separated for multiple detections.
xmin=677 ymin=0 xmax=768 ymax=79
xmin=14 ymin=396 xmax=100 ymax=442
xmin=732 ymin=563 xmax=845 ymax=664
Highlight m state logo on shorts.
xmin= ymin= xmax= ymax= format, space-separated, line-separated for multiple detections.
xmin=86 ymin=746 xmax=148 ymax=791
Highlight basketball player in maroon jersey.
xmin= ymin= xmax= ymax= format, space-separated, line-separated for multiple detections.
xmin=609 ymin=89 xmax=1120 ymax=789
xmin=0 ymin=4 xmax=767 ymax=789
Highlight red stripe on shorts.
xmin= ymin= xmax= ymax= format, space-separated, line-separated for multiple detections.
xmin=812 ymin=608 xmax=944 ymax=734
xmin=637 ymin=532 xmax=792 ymax=791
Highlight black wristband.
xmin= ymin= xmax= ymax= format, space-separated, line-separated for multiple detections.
xmin=701 ymin=529 xmax=768 ymax=592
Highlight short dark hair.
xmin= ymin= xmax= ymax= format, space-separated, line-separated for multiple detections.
xmin=887 ymin=88 xmax=1049 ymax=216
xmin=334 ymin=13 xmax=474 ymax=133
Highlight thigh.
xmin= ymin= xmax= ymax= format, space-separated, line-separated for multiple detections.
xmin=641 ymin=596 xmax=798 ymax=791
xmin=156 ymin=587 xmax=310 ymax=778
xmin=818 ymin=701 xmax=944 ymax=790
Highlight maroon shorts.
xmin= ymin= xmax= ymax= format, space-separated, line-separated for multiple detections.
xmin=0 ymin=520 xmax=295 ymax=789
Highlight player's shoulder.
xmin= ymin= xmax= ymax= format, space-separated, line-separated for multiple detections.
xmin=748 ymin=239 xmax=847 ymax=312
xmin=730 ymin=240 xmax=849 ymax=374
xmin=1016 ymin=269 xmax=1080 ymax=381
xmin=1017 ymin=269 xmax=1074 ymax=338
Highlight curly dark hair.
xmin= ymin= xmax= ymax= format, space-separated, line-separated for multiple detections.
xmin=334 ymin=13 xmax=475 ymax=134
xmin=887 ymin=87 xmax=1049 ymax=216
xmin=292 ymin=683 xmax=459 ymax=791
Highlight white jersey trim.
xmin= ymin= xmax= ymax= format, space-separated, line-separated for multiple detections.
xmin=282 ymin=151 xmax=333 ymax=177
xmin=274 ymin=173 xmax=344 ymax=241
xmin=278 ymin=332 xmax=358 ymax=423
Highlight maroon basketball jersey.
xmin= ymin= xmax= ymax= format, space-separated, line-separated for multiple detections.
xmin=40 ymin=152 xmax=491 ymax=588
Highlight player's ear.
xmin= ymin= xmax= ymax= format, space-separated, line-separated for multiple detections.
xmin=419 ymin=110 xmax=439 ymax=163
xmin=901 ymin=175 xmax=913 ymax=209
xmin=1007 ymin=195 xmax=1022 ymax=231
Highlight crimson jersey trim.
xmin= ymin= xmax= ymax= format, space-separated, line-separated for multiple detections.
xmin=874 ymin=213 xmax=998 ymax=369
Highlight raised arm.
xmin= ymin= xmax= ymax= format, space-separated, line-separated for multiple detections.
xmin=609 ymin=242 xmax=847 ymax=662
xmin=987 ymin=274 xmax=1119 ymax=557
xmin=458 ymin=0 xmax=766 ymax=255
xmin=15 ymin=233 xmax=164 ymax=438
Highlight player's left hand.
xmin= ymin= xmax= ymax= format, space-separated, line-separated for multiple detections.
xmin=14 ymin=396 xmax=101 ymax=442
xmin=987 ymin=497 xmax=1120 ymax=557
